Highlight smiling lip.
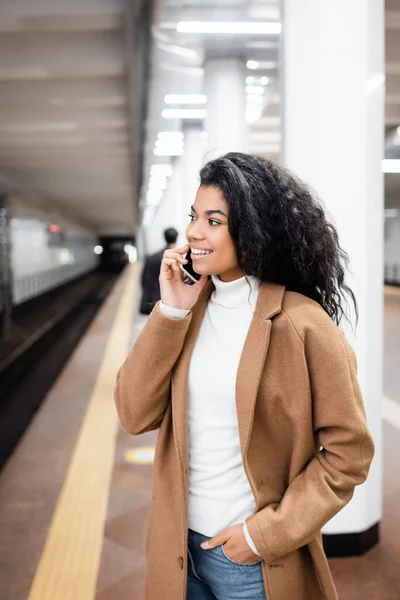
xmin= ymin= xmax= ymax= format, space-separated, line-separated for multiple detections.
xmin=191 ymin=253 xmax=212 ymax=260
xmin=190 ymin=248 xmax=213 ymax=259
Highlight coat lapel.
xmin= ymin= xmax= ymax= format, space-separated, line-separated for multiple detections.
xmin=236 ymin=282 xmax=286 ymax=458
xmin=171 ymin=279 xmax=286 ymax=479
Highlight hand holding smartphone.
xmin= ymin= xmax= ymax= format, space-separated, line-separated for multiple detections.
xmin=179 ymin=249 xmax=201 ymax=285
xmin=159 ymin=244 xmax=206 ymax=310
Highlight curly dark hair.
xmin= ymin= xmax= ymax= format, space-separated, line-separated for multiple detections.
xmin=199 ymin=152 xmax=357 ymax=326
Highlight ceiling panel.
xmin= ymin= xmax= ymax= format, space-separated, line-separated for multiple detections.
xmin=0 ymin=0 xmax=139 ymax=234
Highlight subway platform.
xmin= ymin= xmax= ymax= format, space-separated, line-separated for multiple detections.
xmin=0 ymin=266 xmax=399 ymax=600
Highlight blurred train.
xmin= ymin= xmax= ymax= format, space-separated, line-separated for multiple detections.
xmin=8 ymin=217 xmax=136 ymax=307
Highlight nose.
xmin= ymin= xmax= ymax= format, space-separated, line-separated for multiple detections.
xmin=187 ymin=220 xmax=206 ymax=242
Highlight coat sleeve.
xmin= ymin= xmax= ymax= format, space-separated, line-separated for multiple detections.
xmin=114 ymin=302 xmax=192 ymax=435
xmin=246 ymin=314 xmax=375 ymax=563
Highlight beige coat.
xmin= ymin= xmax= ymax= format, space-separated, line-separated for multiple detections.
xmin=115 ymin=280 xmax=374 ymax=600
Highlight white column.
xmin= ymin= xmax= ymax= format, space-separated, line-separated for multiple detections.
xmin=178 ymin=126 xmax=206 ymax=246
xmin=146 ymin=157 xmax=184 ymax=254
xmin=204 ymin=57 xmax=248 ymax=160
xmin=283 ymin=0 xmax=384 ymax=541
xmin=145 ymin=127 xmax=206 ymax=253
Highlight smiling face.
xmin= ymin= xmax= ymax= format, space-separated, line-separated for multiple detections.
xmin=186 ymin=185 xmax=243 ymax=282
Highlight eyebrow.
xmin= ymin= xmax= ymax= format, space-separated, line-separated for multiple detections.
xmin=190 ymin=205 xmax=228 ymax=217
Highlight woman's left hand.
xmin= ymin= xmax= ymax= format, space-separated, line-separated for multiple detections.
xmin=200 ymin=524 xmax=262 ymax=565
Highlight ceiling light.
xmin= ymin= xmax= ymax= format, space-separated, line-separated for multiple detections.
xmin=148 ymin=183 xmax=167 ymax=193
xmin=151 ymin=164 xmax=173 ymax=176
xmin=147 ymin=190 xmax=164 ymax=201
xmin=176 ymin=21 xmax=281 ymax=35
xmin=165 ymin=94 xmax=206 ymax=104
xmin=246 ymin=95 xmax=264 ymax=123
xmin=246 ymin=60 xmax=276 ymax=70
xmin=260 ymin=77 xmax=269 ymax=85
xmin=143 ymin=206 xmax=157 ymax=227
xmin=246 ymin=41 xmax=278 ymax=49
xmin=155 ymin=139 xmax=183 ymax=149
xmin=246 ymin=60 xmax=259 ymax=70
xmin=157 ymin=131 xmax=184 ymax=140
xmin=246 ymin=76 xmax=257 ymax=85
xmin=146 ymin=191 xmax=162 ymax=201
xmin=144 ymin=205 xmax=157 ymax=214
xmin=146 ymin=197 xmax=162 ymax=207
xmin=149 ymin=172 xmax=169 ymax=182
xmin=149 ymin=171 xmax=168 ymax=182
xmin=154 ymin=148 xmax=184 ymax=156
xmin=246 ymin=96 xmax=264 ymax=106
xmin=162 ymin=109 xmax=207 ymax=119
xmin=147 ymin=192 xmax=166 ymax=201
xmin=246 ymin=85 xmax=264 ymax=95
xmin=149 ymin=173 xmax=169 ymax=183
xmin=148 ymin=179 xmax=168 ymax=191
xmin=382 ymin=159 xmax=400 ymax=173
xmin=246 ymin=105 xmax=263 ymax=123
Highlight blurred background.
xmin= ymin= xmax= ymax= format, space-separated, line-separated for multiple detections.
xmin=0 ymin=1 xmax=399 ymax=599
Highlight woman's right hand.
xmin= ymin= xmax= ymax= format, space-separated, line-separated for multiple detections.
xmin=159 ymin=244 xmax=208 ymax=311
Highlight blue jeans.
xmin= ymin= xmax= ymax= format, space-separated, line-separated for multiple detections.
xmin=186 ymin=529 xmax=267 ymax=600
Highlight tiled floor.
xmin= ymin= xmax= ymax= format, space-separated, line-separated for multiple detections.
xmin=0 ymin=280 xmax=399 ymax=600
xmin=384 ymin=287 xmax=400 ymax=406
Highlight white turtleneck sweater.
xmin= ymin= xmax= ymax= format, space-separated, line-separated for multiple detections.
xmin=159 ymin=274 xmax=261 ymax=556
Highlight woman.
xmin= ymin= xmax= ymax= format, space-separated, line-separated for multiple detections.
xmin=115 ymin=152 xmax=374 ymax=600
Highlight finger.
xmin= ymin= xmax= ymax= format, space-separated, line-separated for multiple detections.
xmin=175 ymin=243 xmax=189 ymax=254
xmin=160 ymin=258 xmax=179 ymax=276
xmin=163 ymin=252 xmax=188 ymax=264
xmin=162 ymin=258 xmax=179 ymax=267
xmin=201 ymin=530 xmax=230 ymax=550
xmin=160 ymin=258 xmax=174 ymax=271
xmin=164 ymin=245 xmax=189 ymax=258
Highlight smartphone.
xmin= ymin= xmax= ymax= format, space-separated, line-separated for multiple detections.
xmin=179 ymin=249 xmax=201 ymax=284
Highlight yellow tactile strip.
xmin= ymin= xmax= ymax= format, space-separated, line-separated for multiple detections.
xmin=384 ymin=285 xmax=400 ymax=297
xmin=27 ymin=265 xmax=137 ymax=600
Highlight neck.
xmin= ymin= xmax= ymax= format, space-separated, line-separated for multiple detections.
xmin=217 ymin=268 xmax=244 ymax=282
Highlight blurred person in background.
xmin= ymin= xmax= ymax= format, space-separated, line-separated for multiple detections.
xmin=139 ymin=226 xmax=178 ymax=315
xmin=116 ymin=153 xmax=374 ymax=600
